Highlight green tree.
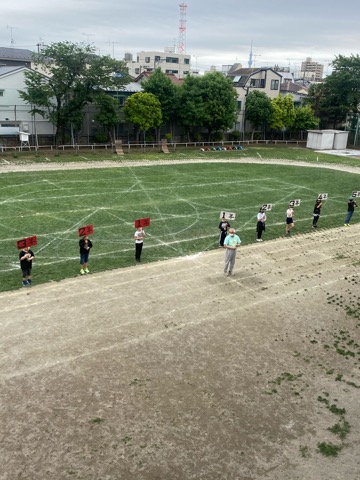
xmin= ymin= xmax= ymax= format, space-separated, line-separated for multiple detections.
xmin=123 ymin=92 xmax=162 ymax=143
xmin=292 ymin=106 xmax=319 ymax=138
xmin=94 ymin=93 xmax=121 ymax=144
xmin=176 ymin=75 xmax=206 ymax=141
xmin=306 ymin=55 xmax=360 ymax=128
xmin=270 ymin=94 xmax=295 ymax=138
xmin=245 ymin=90 xmax=273 ymax=139
xmin=176 ymin=72 xmax=237 ymax=141
xmin=19 ymin=41 xmax=130 ymax=144
xmin=200 ymin=72 xmax=238 ymax=140
xmin=142 ymin=68 xmax=177 ymax=140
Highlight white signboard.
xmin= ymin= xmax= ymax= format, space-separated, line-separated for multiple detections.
xmin=220 ymin=211 xmax=236 ymax=220
xmin=318 ymin=193 xmax=328 ymax=200
xmin=351 ymin=191 xmax=360 ymax=198
xmin=289 ymin=199 xmax=301 ymax=207
xmin=261 ymin=203 xmax=273 ymax=211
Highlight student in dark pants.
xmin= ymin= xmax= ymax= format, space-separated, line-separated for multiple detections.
xmin=256 ymin=207 xmax=266 ymax=241
xmin=19 ymin=246 xmax=35 ymax=287
xmin=312 ymin=199 xmax=323 ymax=228
xmin=344 ymin=197 xmax=358 ymax=226
xmin=79 ymin=235 xmax=92 ymax=274
xmin=219 ymin=217 xmax=231 ymax=247
xmin=134 ymin=226 xmax=146 ymax=262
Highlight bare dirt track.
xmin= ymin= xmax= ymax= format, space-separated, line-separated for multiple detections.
xmin=1 ymin=159 xmax=360 ymax=480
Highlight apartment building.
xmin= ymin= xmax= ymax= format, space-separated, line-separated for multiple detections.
xmin=125 ymin=48 xmax=191 ymax=79
xmin=300 ymin=57 xmax=324 ymax=82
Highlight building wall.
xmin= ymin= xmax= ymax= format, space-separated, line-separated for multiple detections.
xmin=300 ymin=57 xmax=324 ymax=82
xmin=0 ymin=69 xmax=55 ymax=136
xmin=126 ymin=50 xmax=191 ymax=78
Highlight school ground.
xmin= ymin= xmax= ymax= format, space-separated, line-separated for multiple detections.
xmin=1 ymin=219 xmax=360 ymax=480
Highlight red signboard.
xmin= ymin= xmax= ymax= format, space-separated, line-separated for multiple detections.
xmin=78 ymin=224 xmax=94 ymax=237
xmin=16 ymin=235 xmax=37 ymax=250
xmin=134 ymin=218 xmax=151 ymax=228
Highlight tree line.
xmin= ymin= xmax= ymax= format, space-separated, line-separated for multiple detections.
xmin=19 ymin=42 xmax=360 ymax=144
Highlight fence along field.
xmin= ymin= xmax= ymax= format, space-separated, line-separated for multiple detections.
xmin=0 ymin=161 xmax=358 ymax=292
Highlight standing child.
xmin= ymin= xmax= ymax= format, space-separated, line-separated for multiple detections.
xmin=256 ymin=207 xmax=267 ymax=241
xmin=79 ymin=235 xmax=92 ymax=274
xmin=312 ymin=198 xmax=323 ymax=228
xmin=218 ymin=216 xmax=231 ymax=247
xmin=134 ymin=226 xmax=146 ymax=262
xmin=285 ymin=204 xmax=295 ymax=235
xmin=19 ymin=246 xmax=35 ymax=287
xmin=344 ymin=197 xmax=358 ymax=226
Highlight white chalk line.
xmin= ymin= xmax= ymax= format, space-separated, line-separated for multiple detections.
xmin=127 ymin=166 xmax=187 ymax=255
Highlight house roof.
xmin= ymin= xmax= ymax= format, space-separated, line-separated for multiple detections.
xmin=227 ymin=67 xmax=281 ymax=87
xmin=122 ymin=82 xmax=143 ymax=93
xmin=0 ymin=66 xmax=27 ymax=77
xmin=134 ymin=71 xmax=184 ymax=85
xmin=0 ymin=47 xmax=33 ymax=61
xmin=280 ymin=81 xmax=308 ymax=95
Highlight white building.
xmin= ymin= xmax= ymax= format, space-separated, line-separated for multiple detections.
xmin=0 ymin=66 xmax=55 ymax=141
xmin=125 ymin=48 xmax=191 ymax=79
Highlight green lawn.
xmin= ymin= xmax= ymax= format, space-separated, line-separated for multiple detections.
xmin=0 ymin=160 xmax=358 ymax=292
xmin=2 ymin=144 xmax=360 ymax=166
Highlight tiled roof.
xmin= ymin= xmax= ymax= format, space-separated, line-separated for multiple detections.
xmin=0 ymin=47 xmax=33 ymax=61
xmin=0 ymin=66 xmax=27 ymax=77
xmin=280 ymin=81 xmax=309 ymax=94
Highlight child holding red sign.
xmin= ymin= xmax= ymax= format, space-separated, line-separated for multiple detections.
xmin=19 ymin=247 xmax=35 ymax=287
xmin=134 ymin=226 xmax=146 ymax=262
xmin=79 ymin=235 xmax=92 ymax=274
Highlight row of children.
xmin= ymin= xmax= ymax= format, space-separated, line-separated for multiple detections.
xmin=218 ymin=197 xmax=358 ymax=244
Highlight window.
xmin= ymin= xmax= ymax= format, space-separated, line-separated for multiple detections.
xmin=271 ymin=80 xmax=279 ymax=90
xmin=237 ymin=100 xmax=242 ymax=111
xmin=154 ymin=55 xmax=161 ymax=63
xmin=145 ymin=57 xmax=150 ymax=63
xmin=0 ymin=90 xmax=4 ymax=97
xmin=135 ymin=68 xmax=140 ymax=74
xmin=166 ymin=69 xmax=178 ymax=74
xmin=166 ymin=57 xmax=179 ymax=64
xmin=184 ymin=58 xmax=190 ymax=64
xmin=250 ymin=78 xmax=265 ymax=88
xmin=233 ymin=75 xmax=241 ymax=83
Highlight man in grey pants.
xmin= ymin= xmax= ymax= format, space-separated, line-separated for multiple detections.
xmin=223 ymin=228 xmax=241 ymax=276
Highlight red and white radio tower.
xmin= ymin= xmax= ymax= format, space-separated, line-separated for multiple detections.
xmin=178 ymin=3 xmax=187 ymax=54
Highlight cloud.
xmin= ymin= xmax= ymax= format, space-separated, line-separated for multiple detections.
xmin=1 ymin=0 xmax=359 ymax=72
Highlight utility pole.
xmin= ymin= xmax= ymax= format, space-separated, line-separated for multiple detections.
xmin=6 ymin=25 xmax=16 ymax=47
xmin=82 ymin=33 xmax=95 ymax=44
xmin=108 ymin=42 xmax=121 ymax=59
xmin=253 ymin=54 xmax=261 ymax=68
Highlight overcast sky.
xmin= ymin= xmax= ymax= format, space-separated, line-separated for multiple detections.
xmin=1 ymin=0 xmax=360 ymax=75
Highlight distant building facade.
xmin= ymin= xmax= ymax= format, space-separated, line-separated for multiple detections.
xmin=227 ymin=67 xmax=282 ymax=134
xmin=125 ymin=48 xmax=191 ymax=79
xmin=300 ymin=57 xmax=324 ymax=82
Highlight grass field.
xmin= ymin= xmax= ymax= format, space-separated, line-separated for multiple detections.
xmin=2 ymin=144 xmax=360 ymax=166
xmin=1 ymin=159 xmax=358 ymax=293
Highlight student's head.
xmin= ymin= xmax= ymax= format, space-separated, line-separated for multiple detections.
xmin=229 ymin=228 xmax=235 ymax=236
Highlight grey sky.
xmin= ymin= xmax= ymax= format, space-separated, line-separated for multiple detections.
xmin=1 ymin=0 xmax=359 ymax=74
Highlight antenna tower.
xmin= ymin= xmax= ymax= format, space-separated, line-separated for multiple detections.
xmin=6 ymin=25 xmax=15 ymax=47
xmin=178 ymin=3 xmax=187 ymax=54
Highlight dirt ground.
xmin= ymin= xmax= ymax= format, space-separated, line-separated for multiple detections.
xmin=1 ymin=160 xmax=360 ymax=480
